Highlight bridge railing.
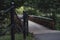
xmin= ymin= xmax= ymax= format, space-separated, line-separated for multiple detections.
xmin=29 ymin=15 xmax=55 ymax=29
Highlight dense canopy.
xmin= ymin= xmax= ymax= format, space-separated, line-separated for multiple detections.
xmin=0 ymin=0 xmax=25 ymax=10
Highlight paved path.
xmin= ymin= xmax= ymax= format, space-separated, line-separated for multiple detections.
xmin=28 ymin=21 xmax=60 ymax=40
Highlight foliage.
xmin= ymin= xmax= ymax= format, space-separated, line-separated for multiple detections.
xmin=0 ymin=0 xmax=25 ymax=10
xmin=0 ymin=33 xmax=33 ymax=40
xmin=24 ymin=0 xmax=60 ymax=13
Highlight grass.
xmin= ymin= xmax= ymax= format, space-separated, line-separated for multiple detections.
xmin=0 ymin=33 xmax=34 ymax=40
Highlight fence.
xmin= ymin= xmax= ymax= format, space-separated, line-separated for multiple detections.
xmin=0 ymin=1 xmax=28 ymax=40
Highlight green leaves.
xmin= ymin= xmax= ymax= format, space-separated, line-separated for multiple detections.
xmin=0 ymin=0 xmax=25 ymax=10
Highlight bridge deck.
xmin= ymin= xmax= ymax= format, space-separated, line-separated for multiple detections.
xmin=28 ymin=21 xmax=60 ymax=40
xmin=29 ymin=21 xmax=49 ymax=33
xmin=29 ymin=20 xmax=60 ymax=34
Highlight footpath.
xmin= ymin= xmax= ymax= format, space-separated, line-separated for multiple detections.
xmin=29 ymin=21 xmax=60 ymax=40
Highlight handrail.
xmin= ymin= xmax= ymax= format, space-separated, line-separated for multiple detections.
xmin=29 ymin=15 xmax=53 ymax=20
xmin=0 ymin=6 xmax=14 ymax=13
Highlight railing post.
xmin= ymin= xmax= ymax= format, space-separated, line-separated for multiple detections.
xmin=10 ymin=1 xmax=15 ymax=40
xmin=25 ymin=12 xmax=28 ymax=36
xmin=23 ymin=11 xmax=28 ymax=40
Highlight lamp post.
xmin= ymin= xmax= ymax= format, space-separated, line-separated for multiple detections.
xmin=10 ymin=0 xmax=15 ymax=40
xmin=23 ymin=11 xmax=28 ymax=40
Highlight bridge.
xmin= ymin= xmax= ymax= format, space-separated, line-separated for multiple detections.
xmin=18 ymin=15 xmax=60 ymax=40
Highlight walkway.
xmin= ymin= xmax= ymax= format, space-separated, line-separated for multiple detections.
xmin=29 ymin=21 xmax=60 ymax=40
